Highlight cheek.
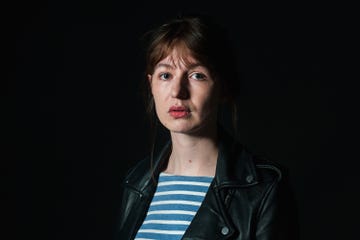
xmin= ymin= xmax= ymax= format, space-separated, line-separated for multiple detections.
xmin=152 ymin=84 xmax=170 ymax=104
xmin=152 ymin=90 xmax=164 ymax=104
xmin=201 ymin=86 xmax=219 ymax=104
xmin=200 ymin=89 xmax=220 ymax=113
xmin=152 ymin=92 xmax=167 ymax=117
xmin=151 ymin=85 xmax=160 ymax=104
xmin=194 ymin=95 xmax=215 ymax=117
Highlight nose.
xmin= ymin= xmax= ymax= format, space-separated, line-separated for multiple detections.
xmin=171 ymin=75 xmax=189 ymax=99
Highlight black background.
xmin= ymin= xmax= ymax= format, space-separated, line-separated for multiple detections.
xmin=12 ymin=0 xmax=355 ymax=239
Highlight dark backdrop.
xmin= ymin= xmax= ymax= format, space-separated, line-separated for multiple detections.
xmin=13 ymin=1 xmax=353 ymax=240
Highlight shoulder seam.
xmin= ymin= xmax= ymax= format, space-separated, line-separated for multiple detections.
xmin=255 ymin=164 xmax=282 ymax=182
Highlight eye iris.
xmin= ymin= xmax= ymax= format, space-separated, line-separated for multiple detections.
xmin=193 ymin=73 xmax=203 ymax=79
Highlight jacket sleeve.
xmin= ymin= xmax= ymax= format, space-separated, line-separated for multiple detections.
xmin=256 ymin=171 xmax=300 ymax=240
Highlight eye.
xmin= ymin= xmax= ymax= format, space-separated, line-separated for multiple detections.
xmin=159 ymin=72 xmax=172 ymax=81
xmin=189 ymin=72 xmax=206 ymax=81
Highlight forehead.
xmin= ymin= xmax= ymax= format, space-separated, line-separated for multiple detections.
xmin=155 ymin=48 xmax=201 ymax=70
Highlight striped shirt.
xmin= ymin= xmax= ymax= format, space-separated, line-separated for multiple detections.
xmin=134 ymin=172 xmax=214 ymax=240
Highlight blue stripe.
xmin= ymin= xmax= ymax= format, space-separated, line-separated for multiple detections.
xmin=140 ymin=223 xmax=188 ymax=231
xmin=152 ymin=194 xmax=205 ymax=202
xmin=159 ymin=174 xmax=213 ymax=183
xmin=149 ymin=204 xmax=199 ymax=212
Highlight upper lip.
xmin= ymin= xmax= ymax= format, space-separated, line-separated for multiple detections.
xmin=169 ymin=106 xmax=190 ymax=112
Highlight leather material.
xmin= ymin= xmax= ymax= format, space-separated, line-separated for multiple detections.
xmin=115 ymin=129 xmax=298 ymax=239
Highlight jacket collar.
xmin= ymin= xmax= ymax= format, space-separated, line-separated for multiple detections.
xmin=130 ymin=140 xmax=171 ymax=196
xmin=213 ymin=128 xmax=259 ymax=188
xmin=134 ymin=126 xmax=259 ymax=195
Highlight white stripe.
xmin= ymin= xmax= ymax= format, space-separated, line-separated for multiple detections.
xmin=150 ymin=200 xmax=201 ymax=206
xmin=160 ymin=173 xmax=213 ymax=177
xmin=154 ymin=190 xmax=206 ymax=197
xmin=147 ymin=210 xmax=196 ymax=216
xmin=158 ymin=181 xmax=211 ymax=187
xmin=143 ymin=220 xmax=191 ymax=225
xmin=138 ymin=229 xmax=185 ymax=235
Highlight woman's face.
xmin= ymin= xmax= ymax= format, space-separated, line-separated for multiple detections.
xmin=148 ymin=49 xmax=220 ymax=135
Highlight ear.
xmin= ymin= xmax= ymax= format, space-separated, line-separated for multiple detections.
xmin=147 ymin=74 xmax=152 ymax=84
xmin=147 ymin=74 xmax=153 ymax=94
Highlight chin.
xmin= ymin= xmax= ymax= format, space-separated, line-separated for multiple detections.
xmin=164 ymin=121 xmax=198 ymax=134
xmin=168 ymin=125 xmax=195 ymax=134
xmin=170 ymin=124 xmax=213 ymax=136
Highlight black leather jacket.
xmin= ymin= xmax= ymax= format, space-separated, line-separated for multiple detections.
xmin=116 ymin=130 xmax=298 ymax=239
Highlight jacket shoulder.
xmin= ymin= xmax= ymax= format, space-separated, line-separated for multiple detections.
xmin=252 ymin=154 xmax=283 ymax=184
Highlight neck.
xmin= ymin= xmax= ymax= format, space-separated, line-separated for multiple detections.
xmin=165 ymin=127 xmax=219 ymax=176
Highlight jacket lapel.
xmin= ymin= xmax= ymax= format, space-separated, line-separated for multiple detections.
xmin=182 ymin=129 xmax=259 ymax=239
xmin=182 ymin=183 xmax=236 ymax=240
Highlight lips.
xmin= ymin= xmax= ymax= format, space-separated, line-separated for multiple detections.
xmin=168 ymin=106 xmax=190 ymax=118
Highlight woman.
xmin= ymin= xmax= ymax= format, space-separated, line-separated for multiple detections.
xmin=116 ymin=13 xmax=298 ymax=240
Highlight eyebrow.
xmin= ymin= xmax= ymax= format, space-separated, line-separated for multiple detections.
xmin=155 ymin=63 xmax=174 ymax=70
xmin=154 ymin=62 xmax=205 ymax=70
